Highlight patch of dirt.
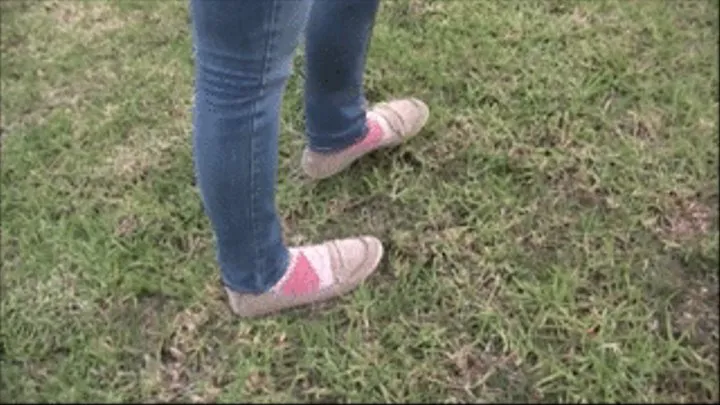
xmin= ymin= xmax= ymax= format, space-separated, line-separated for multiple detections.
xmin=164 ymin=232 xmax=212 ymax=259
xmin=99 ymin=293 xmax=174 ymax=347
xmin=44 ymin=0 xmax=127 ymax=40
xmin=665 ymin=200 xmax=714 ymax=239
xmin=510 ymin=197 xmax=576 ymax=262
xmin=646 ymin=251 xmax=719 ymax=403
xmin=139 ymin=283 xmax=234 ymax=403
xmin=115 ymin=215 xmax=138 ymax=237
xmin=615 ymin=109 xmax=664 ymax=141
xmin=3 ymin=66 xmax=122 ymax=138
xmin=447 ymin=343 xmax=538 ymax=402
xmin=107 ymin=137 xmax=176 ymax=183
xmin=405 ymin=0 xmax=446 ymax=18
xmin=505 ymin=141 xmax=617 ymax=212
xmin=16 ymin=272 xmax=88 ymax=315
xmin=282 ymin=215 xmax=308 ymax=246
xmin=673 ymin=282 xmax=719 ymax=349
xmin=570 ymin=7 xmax=590 ymax=28
xmin=387 ymin=0 xmax=447 ymax=29
xmin=651 ymin=192 xmax=716 ymax=243
xmin=0 ymin=0 xmax=31 ymax=13
xmin=244 ymin=370 xmax=271 ymax=396
xmin=545 ymin=158 xmax=617 ymax=211
xmin=673 ymin=253 xmax=718 ymax=347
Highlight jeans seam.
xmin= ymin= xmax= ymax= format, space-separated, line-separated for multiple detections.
xmin=250 ymin=0 xmax=281 ymax=280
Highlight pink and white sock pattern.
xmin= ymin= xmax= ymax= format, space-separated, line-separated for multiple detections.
xmin=349 ymin=118 xmax=384 ymax=152
xmin=272 ymin=247 xmax=334 ymax=296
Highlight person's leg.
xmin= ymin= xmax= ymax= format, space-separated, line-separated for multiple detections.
xmin=301 ymin=0 xmax=430 ymax=180
xmin=303 ymin=0 xmax=380 ymax=152
xmin=191 ymin=0 xmax=384 ymax=318
xmin=191 ymin=0 xmax=311 ymax=294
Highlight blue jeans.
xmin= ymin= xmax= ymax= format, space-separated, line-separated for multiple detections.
xmin=190 ymin=0 xmax=380 ymax=294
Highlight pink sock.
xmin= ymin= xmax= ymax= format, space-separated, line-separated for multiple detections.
xmin=272 ymin=253 xmax=320 ymax=296
xmin=348 ymin=119 xmax=383 ymax=152
xmin=272 ymin=245 xmax=337 ymax=296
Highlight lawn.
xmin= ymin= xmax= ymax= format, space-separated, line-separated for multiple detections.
xmin=1 ymin=0 xmax=718 ymax=402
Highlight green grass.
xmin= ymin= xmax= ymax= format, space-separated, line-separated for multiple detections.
xmin=1 ymin=0 xmax=718 ymax=402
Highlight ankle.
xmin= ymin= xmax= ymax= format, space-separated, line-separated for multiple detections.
xmin=272 ymin=247 xmax=333 ymax=297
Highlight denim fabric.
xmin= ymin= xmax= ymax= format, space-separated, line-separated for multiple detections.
xmin=190 ymin=0 xmax=379 ymax=293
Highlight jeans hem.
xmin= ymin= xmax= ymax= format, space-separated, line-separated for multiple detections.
xmin=307 ymin=120 xmax=368 ymax=154
xmin=221 ymin=248 xmax=290 ymax=295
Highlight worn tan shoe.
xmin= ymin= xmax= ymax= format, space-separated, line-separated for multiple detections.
xmin=225 ymin=236 xmax=384 ymax=318
xmin=301 ymin=97 xmax=430 ymax=180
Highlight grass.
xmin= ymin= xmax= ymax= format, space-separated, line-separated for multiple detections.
xmin=1 ymin=0 xmax=718 ymax=402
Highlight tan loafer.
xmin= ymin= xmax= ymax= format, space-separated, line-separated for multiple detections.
xmin=301 ymin=97 xmax=430 ymax=180
xmin=226 ymin=236 xmax=384 ymax=318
